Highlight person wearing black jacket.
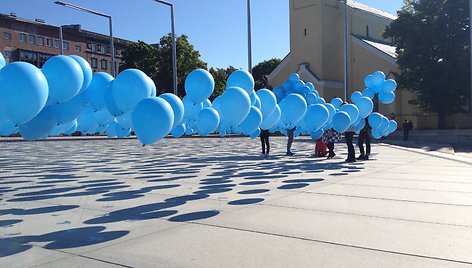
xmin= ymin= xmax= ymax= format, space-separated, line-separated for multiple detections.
xmin=357 ymin=118 xmax=372 ymax=160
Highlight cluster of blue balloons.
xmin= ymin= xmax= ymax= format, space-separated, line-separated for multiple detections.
xmin=362 ymin=71 xmax=397 ymax=104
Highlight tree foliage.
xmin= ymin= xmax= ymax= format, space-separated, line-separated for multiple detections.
xmin=384 ymin=0 xmax=471 ymax=128
xmin=252 ymin=58 xmax=282 ymax=90
xmin=209 ymin=66 xmax=237 ymax=98
xmin=156 ymin=34 xmax=207 ymax=96
xmin=120 ymin=41 xmax=159 ymax=79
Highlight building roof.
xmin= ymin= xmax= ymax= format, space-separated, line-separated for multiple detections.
xmin=362 ymin=38 xmax=397 ymax=58
xmin=348 ymin=0 xmax=397 ymax=20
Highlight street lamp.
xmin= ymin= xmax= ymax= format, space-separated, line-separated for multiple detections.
xmin=59 ymin=25 xmax=64 ymax=55
xmin=343 ymin=0 xmax=349 ymax=101
xmin=154 ymin=0 xmax=178 ymax=96
xmin=54 ymin=1 xmax=116 ymax=77
xmin=247 ymin=0 xmax=252 ymax=74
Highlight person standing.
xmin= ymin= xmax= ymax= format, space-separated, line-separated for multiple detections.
xmin=260 ymin=129 xmax=270 ymax=156
xmin=344 ymin=127 xmax=356 ymax=162
xmin=357 ymin=118 xmax=372 ymax=160
xmin=402 ymin=120 xmax=411 ymax=141
xmin=286 ymin=127 xmax=295 ymax=156
xmin=322 ymin=128 xmax=340 ymax=159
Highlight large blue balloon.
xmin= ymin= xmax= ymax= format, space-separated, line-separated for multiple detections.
xmin=226 ymin=69 xmax=254 ymax=95
xmin=368 ymin=112 xmax=383 ymax=129
xmin=362 ymin=87 xmax=375 ymax=99
xmin=379 ymin=91 xmax=396 ymax=104
xmin=220 ymin=87 xmax=251 ymax=127
xmin=260 ymin=104 xmax=281 ymax=130
xmin=280 ymin=93 xmax=307 ymax=129
xmin=182 ymin=95 xmax=203 ymax=120
xmin=364 ymin=74 xmax=374 ymax=88
xmin=171 ymin=123 xmax=186 ymax=138
xmin=371 ymin=71 xmax=386 ymax=87
xmin=330 ymin=97 xmax=343 ymax=109
xmin=53 ymin=91 xmax=87 ymax=124
xmin=351 ymin=91 xmax=362 ymax=103
xmin=112 ymin=69 xmax=153 ymax=113
xmin=86 ymin=72 xmax=114 ymax=111
xmin=304 ymin=104 xmax=329 ymax=132
xmin=104 ymin=81 xmax=123 ymax=117
xmin=69 ymin=55 xmax=93 ymax=93
xmin=249 ymin=128 xmax=261 ymax=139
xmin=239 ymin=106 xmax=263 ymax=135
xmin=383 ymin=79 xmax=397 ymax=92
xmin=132 ymin=97 xmax=174 ymax=145
xmin=356 ymin=97 xmax=374 ymax=118
xmin=185 ymin=69 xmax=214 ymax=104
xmin=386 ymin=120 xmax=398 ymax=135
xmin=340 ymin=104 xmax=359 ymax=125
xmin=160 ymin=93 xmax=184 ymax=129
xmin=0 ymin=62 xmax=48 ymax=125
xmin=19 ymin=106 xmax=56 ymax=140
xmin=272 ymin=86 xmax=286 ymax=103
xmin=197 ymin=107 xmax=220 ymax=136
xmin=77 ymin=105 xmax=99 ymax=134
xmin=256 ymin=89 xmax=277 ymax=118
xmin=332 ymin=111 xmax=351 ymax=133
xmin=42 ymin=55 xmax=83 ymax=103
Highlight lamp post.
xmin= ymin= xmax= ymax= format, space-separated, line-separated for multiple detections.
xmin=343 ymin=0 xmax=348 ymax=101
xmin=470 ymin=0 xmax=472 ymax=112
xmin=247 ymin=0 xmax=252 ymax=74
xmin=154 ymin=0 xmax=178 ymax=95
xmin=59 ymin=25 xmax=64 ymax=55
xmin=54 ymin=1 xmax=116 ymax=77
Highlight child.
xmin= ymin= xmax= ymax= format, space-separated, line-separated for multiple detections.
xmin=315 ymin=138 xmax=328 ymax=157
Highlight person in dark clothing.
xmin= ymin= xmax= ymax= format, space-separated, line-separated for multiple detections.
xmin=344 ymin=128 xmax=356 ymax=162
xmin=402 ymin=120 xmax=412 ymax=141
xmin=286 ymin=127 xmax=295 ymax=156
xmin=260 ymin=129 xmax=270 ymax=156
xmin=357 ymin=119 xmax=372 ymax=160
xmin=322 ymin=128 xmax=340 ymax=159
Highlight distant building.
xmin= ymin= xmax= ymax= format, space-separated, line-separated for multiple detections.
xmin=268 ymin=0 xmax=471 ymax=129
xmin=0 ymin=12 xmax=132 ymax=76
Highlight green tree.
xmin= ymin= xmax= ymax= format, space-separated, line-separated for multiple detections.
xmin=119 ymin=41 xmax=159 ymax=80
xmin=384 ymin=0 xmax=471 ymax=129
xmin=252 ymin=58 xmax=282 ymax=90
xmin=156 ymin=34 xmax=207 ymax=96
xmin=209 ymin=66 xmax=237 ymax=98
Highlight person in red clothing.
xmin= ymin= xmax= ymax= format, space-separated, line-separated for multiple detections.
xmin=315 ymin=138 xmax=328 ymax=157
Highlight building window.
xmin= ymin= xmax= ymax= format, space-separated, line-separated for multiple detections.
xmin=4 ymin=51 xmax=11 ymax=58
xmin=37 ymin=36 xmax=44 ymax=46
xmin=46 ymin=38 xmax=52 ymax=47
xmin=366 ymin=25 xmax=370 ymax=38
xmin=28 ymin=34 xmax=35 ymax=44
xmin=3 ymin=32 xmax=11 ymax=40
xmin=54 ymin=40 xmax=60 ymax=48
xmin=76 ymin=45 xmax=81 ymax=52
xmin=91 ymin=43 xmax=97 ymax=52
xmin=106 ymin=46 xmax=111 ymax=54
xmin=101 ymin=45 xmax=106 ymax=54
xmin=101 ymin=59 xmax=107 ymax=70
xmin=91 ymin=58 xmax=98 ymax=68
xmin=19 ymin=33 xmax=26 ymax=42
xmin=63 ymin=41 xmax=69 ymax=50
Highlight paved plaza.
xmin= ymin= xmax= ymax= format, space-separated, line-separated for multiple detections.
xmin=1 ymin=136 xmax=472 ymax=267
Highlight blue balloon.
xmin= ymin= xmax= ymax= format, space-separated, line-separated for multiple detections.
xmin=272 ymin=86 xmax=286 ymax=103
xmin=354 ymin=118 xmax=366 ymax=134
xmin=0 ymin=111 xmax=8 ymax=126
xmin=379 ymin=91 xmax=396 ymax=104
xmin=145 ymin=75 xmax=157 ymax=97
xmin=203 ymin=99 xmax=212 ymax=108
xmin=183 ymin=95 xmax=203 ymax=120
xmin=256 ymin=89 xmax=277 ymax=118
xmin=116 ymin=113 xmax=133 ymax=129
xmin=387 ymin=120 xmax=398 ymax=135
xmin=260 ymin=104 xmax=281 ymax=130
xmin=379 ymin=116 xmax=390 ymax=135
xmin=317 ymin=97 xmax=326 ymax=104
xmin=304 ymin=104 xmax=329 ymax=132
xmin=289 ymin=73 xmax=300 ymax=81
xmin=197 ymin=107 xmax=220 ymax=136
xmin=185 ymin=126 xmax=194 ymax=135
xmin=368 ymin=112 xmax=383 ymax=129
xmin=227 ymin=69 xmax=254 ymax=95
xmin=339 ymin=104 xmax=359 ymax=124
xmin=371 ymin=71 xmax=386 ymax=87
xmin=86 ymin=72 xmax=114 ymax=111
xmin=77 ymin=106 xmax=98 ymax=133
xmin=306 ymin=82 xmax=315 ymax=91
xmin=383 ymin=79 xmax=397 ymax=92
xmin=19 ymin=106 xmax=56 ymax=140
xmin=53 ymin=91 xmax=86 ymax=124
xmin=185 ymin=69 xmax=214 ymax=104
xmin=69 ymin=55 xmax=92 ymax=93
xmin=116 ymin=125 xmax=131 ymax=138
xmin=324 ymin=103 xmax=336 ymax=123
xmin=330 ymin=98 xmax=343 ymax=109
xmin=0 ymin=121 xmax=17 ymax=136
xmin=306 ymin=93 xmax=318 ymax=105
xmin=49 ymin=120 xmax=76 ymax=136
xmin=364 ymin=74 xmax=374 ymax=88
xmin=112 ymin=69 xmax=153 ymax=113
xmin=42 ymin=55 xmax=83 ymax=103
xmin=332 ymin=111 xmax=351 ymax=133
xmin=132 ymin=97 xmax=174 ymax=145
xmin=104 ymin=81 xmax=123 ymax=117
xmin=171 ymin=123 xmax=186 ymax=138
xmin=0 ymin=62 xmax=48 ymax=125
xmin=106 ymin=120 xmax=118 ymax=138
xmin=239 ymin=106 xmax=263 ymax=135
xmin=310 ymin=128 xmax=323 ymax=139
xmin=220 ymin=87 xmax=251 ymax=127
xmin=351 ymin=91 xmax=363 ymax=103
xmin=95 ymin=109 xmax=114 ymax=126
xmin=280 ymin=93 xmax=307 ymax=129
xmin=356 ymin=97 xmax=374 ymax=118
xmin=372 ymin=128 xmax=382 ymax=139
xmin=160 ymin=93 xmax=184 ymax=129
xmin=362 ymin=87 xmax=375 ymax=99
xmin=249 ymin=128 xmax=261 ymax=139
xmin=253 ymin=94 xmax=261 ymax=109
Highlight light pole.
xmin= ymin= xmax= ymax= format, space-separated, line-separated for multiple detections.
xmin=247 ymin=0 xmax=252 ymax=74
xmin=343 ymin=0 xmax=348 ymax=101
xmin=59 ymin=25 xmax=64 ymax=55
xmin=470 ymin=0 xmax=472 ymax=112
xmin=54 ymin=1 xmax=116 ymax=77
xmin=154 ymin=0 xmax=178 ymax=96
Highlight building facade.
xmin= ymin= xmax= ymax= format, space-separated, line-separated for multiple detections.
xmin=0 ymin=12 xmax=132 ymax=76
xmin=268 ymin=0 xmax=471 ymax=129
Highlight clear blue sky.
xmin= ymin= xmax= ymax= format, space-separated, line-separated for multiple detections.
xmin=0 ymin=0 xmax=403 ymax=70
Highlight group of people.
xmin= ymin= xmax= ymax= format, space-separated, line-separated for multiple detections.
xmin=259 ymin=119 xmax=372 ymax=162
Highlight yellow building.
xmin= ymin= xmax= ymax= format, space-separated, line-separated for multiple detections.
xmin=268 ymin=0 xmax=471 ymax=129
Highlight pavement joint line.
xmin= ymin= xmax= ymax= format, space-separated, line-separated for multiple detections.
xmin=186 ymin=221 xmax=472 ymax=265
xmin=305 ymin=192 xmax=472 ymax=207
xmin=352 ymin=176 xmax=472 ymax=185
xmin=381 ymin=143 xmax=472 ymax=166
xmin=259 ymin=202 xmax=472 ymax=228
xmin=336 ymin=182 xmax=472 ymax=194
xmin=41 ymin=248 xmax=132 ymax=268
